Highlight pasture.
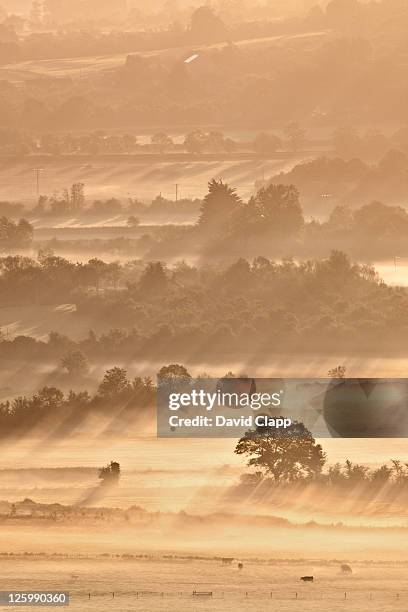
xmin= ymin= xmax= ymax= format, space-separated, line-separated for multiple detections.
xmin=0 ymin=557 xmax=406 ymax=611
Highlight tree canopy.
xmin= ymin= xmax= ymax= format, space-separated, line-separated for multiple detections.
xmin=199 ymin=179 xmax=242 ymax=229
xmin=235 ymin=422 xmax=326 ymax=483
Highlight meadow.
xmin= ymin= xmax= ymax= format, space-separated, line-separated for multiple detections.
xmin=0 ymin=557 xmax=406 ymax=611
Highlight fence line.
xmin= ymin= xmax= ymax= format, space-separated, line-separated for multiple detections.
xmin=74 ymin=589 xmax=407 ymax=601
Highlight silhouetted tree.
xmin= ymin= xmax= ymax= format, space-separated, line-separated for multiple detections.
xmin=371 ymin=464 xmax=392 ymax=485
xmin=70 ymin=183 xmax=85 ymax=211
xmin=253 ymin=132 xmax=282 ymax=156
xmin=0 ymin=217 xmax=33 ymax=248
xmin=98 ymin=367 xmax=130 ymax=398
xmin=184 ymin=129 xmax=207 ymax=154
xmin=83 ymin=258 xmax=109 ymax=294
xmin=127 ymin=215 xmax=140 ymax=227
xmin=344 ymin=459 xmax=369 ymax=484
xmin=199 ymin=179 xmax=242 ymax=228
xmin=60 ymin=351 xmax=89 ymax=376
xmin=248 ymin=184 xmax=304 ymax=234
xmin=151 ymin=132 xmax=173 ymax=153
xmin=157 ymin=363 xmax=191 ymax=392
xmin=138 ymin=262 xmax=168 ymax=296
xmin=99 ymin=461 xmax=120 ymax=485
xmin=328 ymin=365 xmax=346 ymax=378
xmin=235 ymin=422 xmax=326 ymax=483
xmin=190 ymin=6 xmax=227 ymax=42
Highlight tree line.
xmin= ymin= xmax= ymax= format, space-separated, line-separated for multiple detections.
xmin=0 ymin=366 xmax=155 ymax=437
xmin=5 ymin=171 xmax=408 ymax=262
xmin=267 ymin=149 xmax=408 ymax=211
xmin=2 ymin=125 xmax=408 ymax=160
xmin=235 ymin=420 xmax=408 ymax=498
xmin=0 ymin=216 xmax=33 ymax=249
xmin=2 ymin=250 xmax=408 ymax=357
xmin=0 ymin=127 xmax=307 ymax=157
xmin=150 ymin=175 xmax=408 ymax=260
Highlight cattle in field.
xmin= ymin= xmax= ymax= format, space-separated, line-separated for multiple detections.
xmin=341 ymin=564 xmax=353 ymax=574
xmin=300 ymin=576 xmax=314 ymax=582
xmin=238 ymin=563 xmax=244 ymax=570
xmin=222 ymin=557 xmax=233 ymax=565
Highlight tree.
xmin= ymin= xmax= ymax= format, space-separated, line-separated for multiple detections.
xmin=235 ymin=421 xmax=326 ymax=483
xmin=327 ymin=205 xmax=354 ymax=232
xmin=223 ymin=258 xmax=251 ymax=288
xmin=327 ymin=462 xmax=347 ymax=486
xmin=83 ymin=258 xmax=109 ymax=294
xmin=344 ymin=459 xmax=369 ymax=484
xmin=106 ymin=261 xmax=122 ymax=290
xmin=151 ymin=132 xmax=173 ymax=154
xmin=0 ymin=217 xmax=33 ymax=249
xmin=248 ymin=184 xmax=304 ymax=235
xmin=371 ymin=464 xmax=392 ymax=485
xmin=184 ymin=130 xmax=207 ymax=154
xmin=33 ymin=387 xmax=64 ymax=412
xmin=60 ymin=351 xmax=89 ymax=376
xmin=190 ymin=6 xmax=227 ymax=41
xmin=127 ymin=215 xmax=140 ymax=228
xmin=199 ymin=179 xmax=242 ymax=228
xmin=390 ymin=460 xmax=407 ymax=484
xmin=206 ymin=131 xmax=226 ymax=153
xmin=253 ymin=132 xmax=282 ymax=156
xmin=328 ymin=365 xmax=346 ymax=379
xmin=316 ymin=250 xmax=356 ymax=285
xmin=353 ymin=200 xmax=408 ymax=238
xmin=99 ymin=461 xmax=120 ymax=485
xmin=122 ymin=133 xmax=137 ymax=153
xmin=70 ymin=183 xmax=85 ymax=211
xmin=157 ymin=364 xmax=191 ymax=392
xmin=98 ymin=367 xmax=130 ymax=398
xmin=16 ymin=218 xmax=34 ymax=246
xmin=138 ymin=262 xmax=168 ymax=296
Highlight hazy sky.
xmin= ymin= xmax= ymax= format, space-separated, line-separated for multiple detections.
xmin=1 ymin=0 xmax=31 ymax=11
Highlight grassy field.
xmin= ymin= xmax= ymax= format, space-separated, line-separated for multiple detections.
xmin=0 ymin=557 xmax=406 ymax=611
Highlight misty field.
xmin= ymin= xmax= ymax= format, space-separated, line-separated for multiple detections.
xmin=0 ymin=557 xmax=406 ymax=611
xmin=0 ymin=156 xmax=305 ymax=204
